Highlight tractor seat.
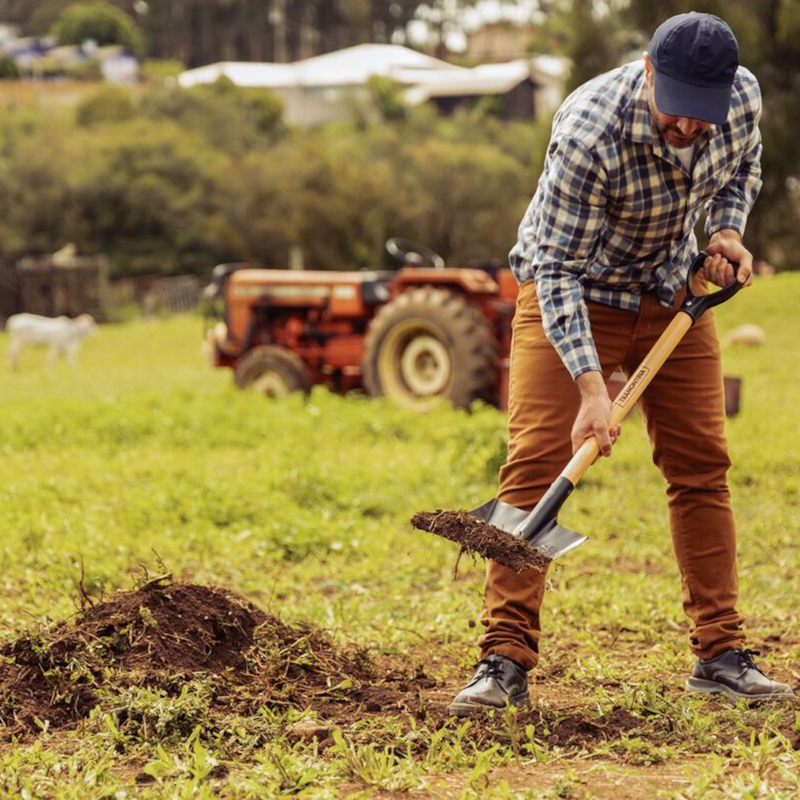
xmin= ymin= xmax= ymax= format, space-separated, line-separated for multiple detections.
xmin=360 ymin=271 xmax=394 ymax=305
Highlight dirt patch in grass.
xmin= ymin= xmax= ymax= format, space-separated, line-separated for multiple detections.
xmin=0 ymin=579 xmax=382 ymax=737
xmin=543 ymin=707 xmax=642 ymax=746
xmin=416 ymin=760 xmax=698 ymax=800
xmin=0 ymin=577 xmax=647 ymax=748
xmin=412 ymin=703 xmax=646 ymax=753
xmin=411 ymin=510 xmax=551 ymax=573
xmin=1 ymin=580 xmax=756 ymax=760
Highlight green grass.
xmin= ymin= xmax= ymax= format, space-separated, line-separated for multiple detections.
xmin=0 ymin=274 xmax=799 ymax=799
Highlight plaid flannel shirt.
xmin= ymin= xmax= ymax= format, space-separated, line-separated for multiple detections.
xmin=509 ymin=60 xmax=763 ymax=380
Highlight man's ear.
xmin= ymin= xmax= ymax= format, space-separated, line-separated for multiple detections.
xmin=643 ymin=52 xmax=651 ymax=78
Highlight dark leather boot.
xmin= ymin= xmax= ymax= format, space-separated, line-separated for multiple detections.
xmin=449 ymin=654 xmax=529 ymax=717
xmin=686 ymin=648 xmax=794 ymax=702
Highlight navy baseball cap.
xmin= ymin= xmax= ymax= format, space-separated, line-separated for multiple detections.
xmin=648 ymin=12 xmax=739 ymax=125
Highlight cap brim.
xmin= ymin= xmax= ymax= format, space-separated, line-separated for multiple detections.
xmin=654 ymin=69 xmax=731 ymax=125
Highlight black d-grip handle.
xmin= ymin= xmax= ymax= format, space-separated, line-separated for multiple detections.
xmin=680 ymin=250 xmax=744 ymax=323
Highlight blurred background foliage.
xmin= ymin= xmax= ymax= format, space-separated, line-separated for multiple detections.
xmin=0 ymin=0 xmax=796 ymax=277
xmin=0 ymin=78 xmax=547 ymax=276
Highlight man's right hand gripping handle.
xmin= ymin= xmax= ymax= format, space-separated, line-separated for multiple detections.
xmin=572 ymin=371 xmax=620 ymax=457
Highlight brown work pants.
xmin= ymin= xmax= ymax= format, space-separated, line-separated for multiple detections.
xmin=479 ymin=280 xmax=745 ymax=670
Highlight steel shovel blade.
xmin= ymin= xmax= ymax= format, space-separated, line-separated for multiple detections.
xmin=523 ymin=520 xmax=587 ymax=560
xmin=470 ymin=498 xmax=588 ymax=561
xmin=470 ymin=498 xmax=528 ymax=530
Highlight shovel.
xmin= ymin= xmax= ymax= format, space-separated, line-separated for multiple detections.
xmin=464 ymin=251 xmax=743 ymax=564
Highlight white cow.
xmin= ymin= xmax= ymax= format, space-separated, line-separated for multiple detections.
xmin=6 ymin=313 xmax=97 ymax=371
xmin=722 ymin=323 xmax=766 ymax=348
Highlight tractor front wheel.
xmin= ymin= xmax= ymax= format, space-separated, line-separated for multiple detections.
xmin=362 ymin=287 xmax=498 ymax=409
xmin=234 ymin=345 xmax=312 ymax=398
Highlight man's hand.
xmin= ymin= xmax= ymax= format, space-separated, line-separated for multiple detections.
xmin=705 ymin=229 xmax=754 ymax=287
xmin=572 ymin=371 xmax=620 ymax=457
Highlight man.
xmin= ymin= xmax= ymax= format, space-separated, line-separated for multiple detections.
xmin=450 ymin=12 xmax=793 ymax=716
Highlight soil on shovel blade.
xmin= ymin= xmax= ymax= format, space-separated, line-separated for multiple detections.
xmin=0 ymin=579 xmax=384 ymax=737
xmin=411 ymin=510 xmax=551 ymax=573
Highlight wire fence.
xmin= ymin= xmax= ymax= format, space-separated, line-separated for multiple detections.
xmin=107 ymin=275 xmax=204 ymax=318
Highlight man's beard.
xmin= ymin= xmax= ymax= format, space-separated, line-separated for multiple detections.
xmin=660 ymin=125 xmax=703 ymax=148
xmin=647 ymin=92 xmax=706 ymax=148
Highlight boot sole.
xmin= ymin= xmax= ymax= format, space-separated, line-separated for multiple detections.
xmin=448 ymin=689 xmax=530 ymax=718
xmin=686 ymin=677 xmax=795 ymax=704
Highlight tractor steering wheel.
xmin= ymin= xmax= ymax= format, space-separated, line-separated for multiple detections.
xmin=386 ymin=238 xmax=445 ymax=270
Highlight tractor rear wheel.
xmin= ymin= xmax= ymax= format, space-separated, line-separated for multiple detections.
xmin=234 ymin=345 xmax=312 ymax=398
xmin=363 ymin=287 xmax=498 ymax=409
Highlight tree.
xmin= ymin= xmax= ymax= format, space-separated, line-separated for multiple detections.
xmin=76 ymin=119 xmax=232 ymax=275
xmin=0 ymin=0 xmax=76 ymax=35
xmin=541 ymin=0 xmax=621 ymax=94
xmin=390 ymin=135 xmax=527 ymax=264
xmin=54 ymin=1 xmax=143 ymax=53
xmin=412 ymin=0 xmax=480 ymax=57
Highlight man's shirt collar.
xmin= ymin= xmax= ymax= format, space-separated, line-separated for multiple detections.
xmin=621 ymin=74 xmax=654 ymax=146
xmin=621 ymin=70 xmax=714 ymax=175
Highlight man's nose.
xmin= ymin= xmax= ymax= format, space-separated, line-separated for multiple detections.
xmin=676 ymin=118 xmax=702 ymax=136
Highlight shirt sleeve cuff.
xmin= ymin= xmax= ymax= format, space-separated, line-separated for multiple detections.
xmin=705 ymin=202 xmax=749 ymax=238
xmin=561 ymin=342 xmax=602 ymax=381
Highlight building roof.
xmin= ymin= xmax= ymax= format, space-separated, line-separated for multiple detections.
xmin=528 ymin=54 xmax=569 ymax=81
xmin=295 ymin=44 xmax=459 ymax=86
xmin=404 ymin=56 xmax=568 ymax=105
xmin=405 ymin=60 xmax=530 ymax=103
xmin=179 ymin=61 xmax=296 ymax=89
xmin=179 ymin=43 xmax=461 ymax=90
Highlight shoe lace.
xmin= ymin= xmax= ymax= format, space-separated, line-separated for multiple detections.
xmin=736 ymin=649 xmax=764 ymax=674
xmin=473 ymin=658 xmax=503 ymax=678
xmin=473 ymin=658 xmax=520 ymax=694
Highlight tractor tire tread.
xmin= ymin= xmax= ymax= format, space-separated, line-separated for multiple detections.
xmin=234 ymin=344 xmax=313 ymax=395
xmin=363 ymin=286 xmax=499 ymax=408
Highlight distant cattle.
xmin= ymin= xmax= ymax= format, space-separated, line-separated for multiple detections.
xmin=6 ymin=313 xmax=97 ymax=371
xmin=722 ymin=323 xmax=766 ymax=348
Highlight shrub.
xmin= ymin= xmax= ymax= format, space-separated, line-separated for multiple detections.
xmin=140 ymin=59 xmax=185 ymax=83
xmin=76 ymin=85 xmax=136 ymax=127
xmin=54 ymin=1 xmax=143 ymax=53
xmin=140 ymin=79 xmax=284 ymax=154
xmin=0 ymin=56 xmax=20 ymax=80
xmin=367 ymin=75 xmax=408 ymax=122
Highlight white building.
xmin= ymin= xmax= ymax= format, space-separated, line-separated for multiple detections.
xmin=404 ymin=55 xmax=567 ymax=120
xmin=179 ymin=44 xmax=568 ymax=127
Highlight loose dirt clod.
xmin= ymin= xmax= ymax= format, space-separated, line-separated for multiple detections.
xmin=411 ymin=510 xmax=551 ymax=573
xmin=285 ymin=720 xmax=331 ymax=742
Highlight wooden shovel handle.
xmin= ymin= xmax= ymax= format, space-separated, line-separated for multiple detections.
xmin=559 ymin=250 xmax=744 ymax=488
xmin=561 ymin=311 xmax=693 ymax=485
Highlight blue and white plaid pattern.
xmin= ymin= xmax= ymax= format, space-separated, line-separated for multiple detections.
xmin=509 ymin=60 xmax=762 ymax=379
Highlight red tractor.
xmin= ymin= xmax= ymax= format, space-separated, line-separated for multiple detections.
xmin=205 ymin=239 xmax=519 ymax=409
xmin=206 ymin=239 xmax=742 ymax=417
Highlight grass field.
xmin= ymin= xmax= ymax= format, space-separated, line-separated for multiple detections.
xmin=0 ymin=275 xmax=799 ymax=799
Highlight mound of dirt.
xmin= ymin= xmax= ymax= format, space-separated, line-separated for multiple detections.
xmin=76 ymin=580 xmax=266 ymax=673
xmin=0 ymin=579 xmax=380 ymax=736
xmin=411 ymin=510 xmax=551 ymax=573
